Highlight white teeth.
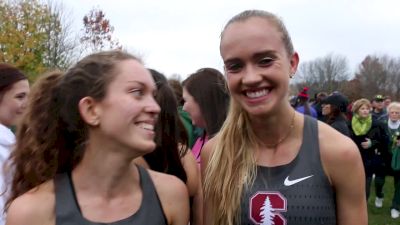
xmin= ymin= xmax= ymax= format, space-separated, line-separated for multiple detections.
xmin=246 ymin=89 xmax=268 ymax=98
xmin=138 ymin=123 xmax=154 ymax=131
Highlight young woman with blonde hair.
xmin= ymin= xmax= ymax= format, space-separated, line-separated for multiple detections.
xmin=202 ymin=10 xmax=367 ymax=225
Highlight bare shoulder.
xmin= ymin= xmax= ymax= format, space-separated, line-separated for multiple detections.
xmin=318 ymin=121 xmax=358 ymax=160
xmin=149 ymin=169 xmax=188 ymax=200
xmin=317 ymin=121 xmax=367 ymax=223
xmin=6 ymin=180 xmax=55 ymax=225
xmin=317 ymin=121 xmax=361 ymax=182
xmin=201 ymin=136 xmax=217 ymax=165
xmin=148 ymin=170 xmax=189 ymax=225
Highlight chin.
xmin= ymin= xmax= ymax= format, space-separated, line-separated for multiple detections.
xmin=244 ymin=107 xmax=273 ymax=117
xmin=142 ymin=142 xmax=157 ymax=153
xmin=243 ymin=102 xmax=277 ymax=116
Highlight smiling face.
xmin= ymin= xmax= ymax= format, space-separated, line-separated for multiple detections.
xmin=93 ymin=59 xmax=160 ymax=154
xmin=220 ymin=17 xmax=298 ymax=116
xmin=0 ymin=79 xmax=30 ymax=127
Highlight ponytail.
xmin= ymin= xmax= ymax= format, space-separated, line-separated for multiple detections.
xmin=5 ymin=50 xmax=140 ymax=210
xmin=5 ymin=71 xmax=72 ymax=209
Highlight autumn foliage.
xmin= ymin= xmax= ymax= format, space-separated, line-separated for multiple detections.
xmin=80 ymin=8 xmax=122 ymax=52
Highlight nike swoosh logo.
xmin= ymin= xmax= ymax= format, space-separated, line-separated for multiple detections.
xmin=284 ymin=175 xmax=314 ymax=186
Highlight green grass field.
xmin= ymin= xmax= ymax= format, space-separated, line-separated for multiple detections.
xmin=368 ymin=176 xmax=399 ymax=225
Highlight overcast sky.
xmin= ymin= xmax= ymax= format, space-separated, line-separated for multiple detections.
xmin=62 ymin=0 xmax=400 ymax=79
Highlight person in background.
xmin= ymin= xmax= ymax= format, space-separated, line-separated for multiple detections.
xmin=293 ymin=87 xmax=317 ymax=118
xmin=321 ymin=93 xmax=350 ymax=136
xmin=202 ymin=9 xmax=366 ymax=225
xmin=384 ymin=96 xmax=392 ymax=112
xmin=182 ymin=68 xmax=230 ymax=166
xmin=349 ymin=98 xmax=388 ymax=206
xmin=168 ymin=78 xmax=203 ymax=148
xmin=0 ymin=64 xmax=29 ymax=225
xmin=372 ymin=94 xmax=388 ymax=121
xmin=382 ymin=102 xmax=400 ymax=219
xmin=134 ymin=69 xmax=202 ymax=225
xmin=312 ymin=91 xmax=327 ymax=121
xmin=5 ymin=51 xmax=189 ymax=225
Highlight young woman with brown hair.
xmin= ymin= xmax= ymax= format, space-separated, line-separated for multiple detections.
xmin=5 ymin=51 xmax=189 ymax=225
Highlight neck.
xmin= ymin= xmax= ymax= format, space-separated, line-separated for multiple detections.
xmin=72 ymin=139 xmax=141 ymax=199
xmin=250 ymin=104 xmax=297 ymax=149
xmin=388 ymin=119 xmax=400 ymax=129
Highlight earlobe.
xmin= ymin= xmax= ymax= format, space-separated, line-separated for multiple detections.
xmin=78 ymin=97 xmax=100 ymax=126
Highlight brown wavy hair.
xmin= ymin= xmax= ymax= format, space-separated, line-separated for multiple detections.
xmin=5 ymin=50 xmax=140 ymax=210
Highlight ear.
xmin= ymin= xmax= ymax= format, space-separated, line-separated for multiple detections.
xmin=78 ymin=96 xmax=101 ymax=126
xmin=289 ymin=52 xmax=300 ymax=78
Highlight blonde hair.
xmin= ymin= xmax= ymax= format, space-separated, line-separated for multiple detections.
xmin=220 ymin=10 xmax=294 ymax=57
xmin=204 ymin=100 xmax=258 ymax=225
xmin=352 ymin=98 xmax=371 ymax=114
xmin=204 ymin=9 xmax=295 ymax=225
xmin=387 ymin=101 xmax=400 ymax=112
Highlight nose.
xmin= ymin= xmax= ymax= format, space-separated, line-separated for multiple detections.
xmin=20 ymin=97 xmax=28 ymax=110
xmin=242 ymin=65 xmax=262 ymax=85
xmin=145 ymin=95 xmax=161 ymax=117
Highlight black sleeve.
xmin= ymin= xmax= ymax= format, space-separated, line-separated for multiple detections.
xmin=369 ymin=120 xmax=389 ymax=154
xmin=331 ymin=121 xmax=351 ymax=137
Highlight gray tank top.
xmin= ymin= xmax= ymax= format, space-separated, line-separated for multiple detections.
xmin=55 ymin=166 xmax=167 ymax=225
xmin=239 ymin=116 xmax=336 ymax=225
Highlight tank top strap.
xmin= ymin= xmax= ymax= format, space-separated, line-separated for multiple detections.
xmin=137 ymin=165 xmax=158 ymax=206
xmin=136 ymin=166 xmax=168 ymax=224
xmin=297 ymin=115 xmax=320 ymax=162
xmin=55 ymin=172 xmax=83 ymax=224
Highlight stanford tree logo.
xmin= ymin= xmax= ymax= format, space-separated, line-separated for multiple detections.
xmin=249 ymin=191 xmax=287 ymax=225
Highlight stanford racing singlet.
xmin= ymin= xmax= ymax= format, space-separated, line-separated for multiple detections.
xmin=240 ymin=116 xmax=336 ymax=225
xmin=55 ymin=166 xmax=167 ymax=225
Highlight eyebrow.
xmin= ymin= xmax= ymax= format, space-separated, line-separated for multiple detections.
xmin=253 ymin=50 xmax=277 ymax=59
xmin=223 ymin=50 xmax=277 ymax=64
xmin=126 ymin=80 xmax=156 ymax=91
xmin=126 ymin=80 xmax=143 ymax=85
